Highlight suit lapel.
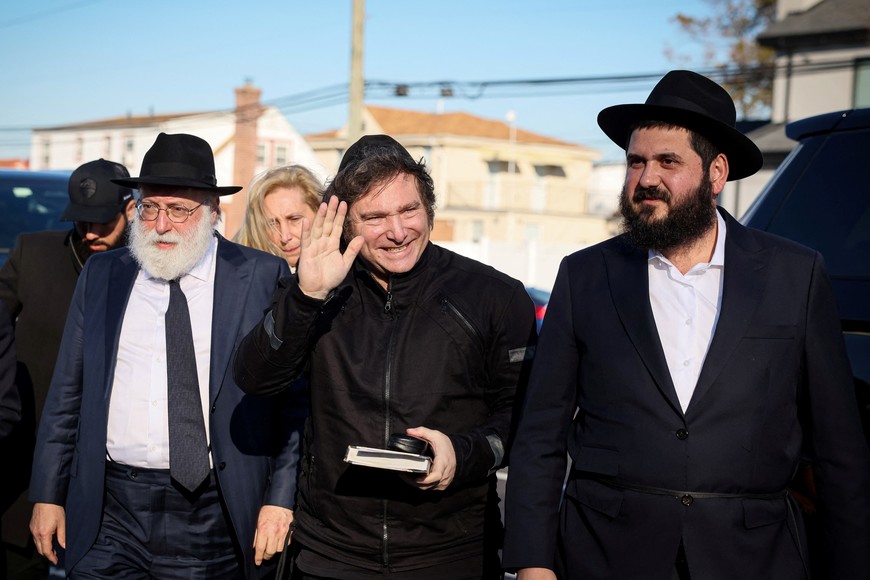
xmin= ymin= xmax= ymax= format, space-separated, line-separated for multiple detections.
xmin=687 ymin=212 xmax=769 ymax=414
xmin=104 ymin=252 xmax=138 ymax=398
xmin=605 ymin=239 xmax=683 ymax=415
xmin=209 ymin=236 xmax=252 ymax=405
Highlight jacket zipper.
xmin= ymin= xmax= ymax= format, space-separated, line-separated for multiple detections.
xmin=382 ymin=278 xmax=398 ymax=567
xmin=441 ymin=296 xmax=482 ymax=342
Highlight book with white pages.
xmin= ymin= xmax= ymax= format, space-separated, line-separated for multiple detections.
xmin=344 ymin=445 xmax=432 ymax=474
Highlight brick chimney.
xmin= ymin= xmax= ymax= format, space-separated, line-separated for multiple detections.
xmin=226 ymin=82 xmax=263 ymax=237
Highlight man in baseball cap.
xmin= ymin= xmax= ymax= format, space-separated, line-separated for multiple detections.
xmin=0 ymin=159 xmax=135 ymax=578
xmin=61 ymin=158 xmax=136 ymax=258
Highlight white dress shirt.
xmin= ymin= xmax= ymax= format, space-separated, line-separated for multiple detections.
xmin=649 ymin=211 xmax=726 ymax=413
xmin=106 ymin=236 xmax=217 ymax=468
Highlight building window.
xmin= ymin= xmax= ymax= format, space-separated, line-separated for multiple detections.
xmin=104 ymin=135 xmax=112 ymax=158
xmin=42 ymin=140 xmax=50 ymax=167
xmin=855 ymin=59 xmax=870 ymax=108
xmin=75 ymin=137 xmax=84 ymax=164
xmin=276 ymin=145 xmax=287 ymax=165
xmin=257 ymin=144 xmax=266 ymax=164
xmin=532 ymin=164 xmax=565 ymax=212
xmin=485 ymin=160 xmax=510 ymax=209
xmin=126 ymin=138 xmax=134 ymax=152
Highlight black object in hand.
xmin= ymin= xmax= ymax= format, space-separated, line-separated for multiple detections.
xmin=388 ymin=433 xmax=429 ymax=455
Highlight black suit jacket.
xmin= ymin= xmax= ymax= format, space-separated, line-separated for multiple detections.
xmin=503 ymin=210 xmax=870 ymax=579
xmin=29 ymin=236 xmax=302 ymax=579
xmin=0 ymin=229 xmax=80 ymax=547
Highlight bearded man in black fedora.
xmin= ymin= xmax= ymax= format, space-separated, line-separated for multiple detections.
xmin=502 ymin=70 xmax=870 ymax=579
xmin=28 ymin=133 xmax=304 ymax=578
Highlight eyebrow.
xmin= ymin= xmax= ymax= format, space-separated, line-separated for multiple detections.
xmin=626 ymin=151 xmax=684 ymax=163
xmin=356 ymin=201 xmax=421 ymax=220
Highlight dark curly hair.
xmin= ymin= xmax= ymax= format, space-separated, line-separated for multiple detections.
xmin=324 ymin=138 xmax=436 ymax=241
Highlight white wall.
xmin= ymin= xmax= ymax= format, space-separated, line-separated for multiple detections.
xmin=439 ymin=239 xmax=591 ymax=291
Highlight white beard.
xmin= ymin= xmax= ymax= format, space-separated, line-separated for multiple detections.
xmin=128 ymin=210 xmax=217 ymax=281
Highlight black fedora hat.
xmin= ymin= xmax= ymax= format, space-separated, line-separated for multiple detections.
xmin=111 ymin=132 xmax=241 ymax=194
xmin=597 ymin=70 xmax=762 ymax=181
xmin=62 ymin=159 xmax=134 ymax=223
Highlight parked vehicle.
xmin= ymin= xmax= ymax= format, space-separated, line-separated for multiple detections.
xmin=0 ymin=169 xmax=70 ymax=266
xmin=741 ymin=106 xmax=870 ymax=443
xmin=742 ymin=107 xmax=870 ymax=578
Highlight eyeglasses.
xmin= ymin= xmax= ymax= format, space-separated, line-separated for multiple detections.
xmin=136 ymin=201 xmax=203 ymax=223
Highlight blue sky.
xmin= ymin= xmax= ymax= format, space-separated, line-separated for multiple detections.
xmin=0 ymin=0 xmax=715 ymax=162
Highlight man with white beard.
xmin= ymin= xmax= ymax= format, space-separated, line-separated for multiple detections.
xmin=28 ymin=133 xmax=303 ymax=579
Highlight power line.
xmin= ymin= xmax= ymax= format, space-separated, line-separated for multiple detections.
xmin=0 ymin=0 xmax=107 ymax=31
xmin=0 ymin=58 xmax=863 ymax=153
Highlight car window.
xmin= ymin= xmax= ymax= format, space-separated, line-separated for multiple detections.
xmin=0 ymin=173 xmax=68 ymax=257
xmin=764 ymin=129 xmax=870 ymax=278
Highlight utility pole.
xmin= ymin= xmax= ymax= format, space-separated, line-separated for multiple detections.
xmin=348 ymin=0 xmax=365 ymax=145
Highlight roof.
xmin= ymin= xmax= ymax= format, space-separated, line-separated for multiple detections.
xmin=308 ymin=105 xmax=591 ymax=151
xmin=34 ymin=112 xmax=208 ymax=131
xmin=758 ymin=0 xmax=870 ymax=45
xmin=746 ymin=122 xmax=796 ymax=154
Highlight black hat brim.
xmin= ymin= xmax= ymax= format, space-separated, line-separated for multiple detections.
xmin=111 ymin=176 xmax=241 ymax=195
xmin=597 ymin=103 xmax=763 ymax=181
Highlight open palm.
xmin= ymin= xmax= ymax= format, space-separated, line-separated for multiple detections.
xmin=296 ymin=196 xmax=363 ymax=300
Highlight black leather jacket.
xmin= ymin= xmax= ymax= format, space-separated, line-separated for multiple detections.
xmin=235 ymin=243 xmax=537 ymax=573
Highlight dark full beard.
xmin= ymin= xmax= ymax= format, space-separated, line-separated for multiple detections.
xmin=619 ymin=177 xmax=717 ymax=252
xmin=70 ymin=225 xmax=128 ymax=263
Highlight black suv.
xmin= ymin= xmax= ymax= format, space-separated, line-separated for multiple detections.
xmin=742 ymin=107 xmax=870 ymax=441
xmin=0 ymin=169 xmax=69 ymax=266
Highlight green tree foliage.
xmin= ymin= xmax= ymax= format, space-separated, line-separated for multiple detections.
xmin=670 ymin=0 xmax=777 ymax=118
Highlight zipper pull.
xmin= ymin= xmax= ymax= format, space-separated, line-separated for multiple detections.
xmin=384 ymin=291 xmax=393 ymax=314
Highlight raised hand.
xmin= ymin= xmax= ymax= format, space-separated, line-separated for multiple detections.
xmin=296 ymin=196 xmax=363 ymax=300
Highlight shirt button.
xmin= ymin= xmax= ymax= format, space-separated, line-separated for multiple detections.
xmin=681 ymin=494 xmax=694 ymax=506
xmin=685 ymin=319 xmax=692 ymax=325
xmin=683 ymin=360 xmax=690 ymax=367
xmin=676 ymin=429 xmax=689 ymax=440
xmin=218 ymin=462 xmax=226 ymax=471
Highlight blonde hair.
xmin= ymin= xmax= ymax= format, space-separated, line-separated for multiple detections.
xmin=235 ymin=165 xmax=323 ymax=259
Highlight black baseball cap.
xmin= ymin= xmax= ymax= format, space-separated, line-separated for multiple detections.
xmin=62 ymin=159 xmax=135 ymax=223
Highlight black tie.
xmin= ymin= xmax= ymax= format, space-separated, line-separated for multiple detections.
xmin=166 ymin=279 xmax=210 ymax=492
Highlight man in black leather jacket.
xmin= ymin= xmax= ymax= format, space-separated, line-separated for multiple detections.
xmin=235 ymin=135 xmax=537 ymax=579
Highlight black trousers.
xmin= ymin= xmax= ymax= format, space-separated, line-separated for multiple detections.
xmin=70 ymin=461 xmax=242 ymax=579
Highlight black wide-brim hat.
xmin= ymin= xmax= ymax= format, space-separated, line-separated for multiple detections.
xmin=111 ymin=132 xmax=241 ymax=194
xmin=597 ymin=70 xmax=763 ymax=181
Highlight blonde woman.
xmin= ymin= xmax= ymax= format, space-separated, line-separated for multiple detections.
xmin=236 ymin=165 xmax=323 ymax=269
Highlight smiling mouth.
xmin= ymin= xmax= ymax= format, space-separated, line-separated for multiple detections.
xmin=385 ymin=244 xmax=409 ymax=253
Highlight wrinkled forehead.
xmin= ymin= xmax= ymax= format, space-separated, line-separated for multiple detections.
xmin=356 ymin=173 xmax=421 ymax=206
